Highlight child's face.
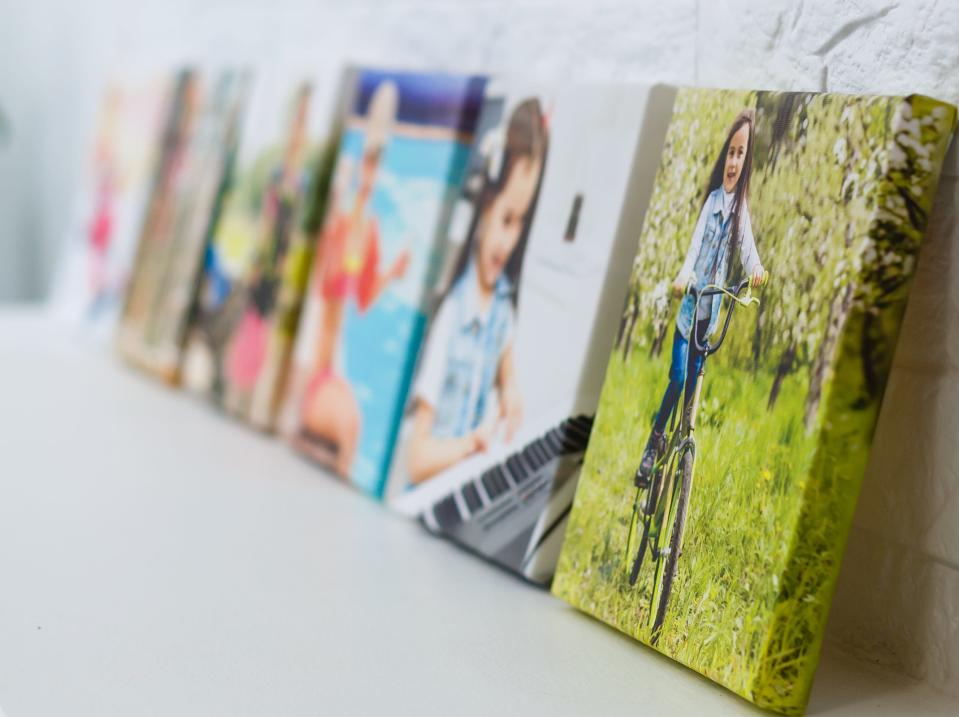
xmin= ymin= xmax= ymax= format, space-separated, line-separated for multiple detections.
xmin=722 ymin=124 xmax=750 ymax=193
xmin=477 ymin=156 xmax=541 ymax=291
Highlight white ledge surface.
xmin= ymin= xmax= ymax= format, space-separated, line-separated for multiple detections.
xmin=0 ymin=309 xmax=955 ymax=717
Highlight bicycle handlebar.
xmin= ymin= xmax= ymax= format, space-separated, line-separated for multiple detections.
xmin=686 ymin=278 xmax=755 ymax=355
xmin=690 ymin=278 xmax=751 ymax=299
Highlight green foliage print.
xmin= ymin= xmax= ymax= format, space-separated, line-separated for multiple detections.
xmin=552 ymin=88 xmax=956 ymax=715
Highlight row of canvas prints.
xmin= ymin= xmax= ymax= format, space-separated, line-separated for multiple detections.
xmin=53 ymin=62 xmax=958 ymax=715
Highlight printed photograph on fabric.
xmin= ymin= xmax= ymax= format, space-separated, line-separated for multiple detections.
xmin=241 ymin=71 xmax=354 ymax=432
xmin=52 ymin=69 xmax=170 ymax=341
xmin=552 ymin=88 xmax=956 ymax=712
xmin=394 ymin=92 xmax=550 ymax=490
xmin=118 ymin=69 xmax=203 ymax=369
xmin=282 ymin=69 xmax=486 ymax=498
xmin=384 ymin=82 xmax=673 ymax=583
xmin=180 ymin=69 xmax=330 ymax=420
xmin=118 ymin=70 xmax=250 ymax=382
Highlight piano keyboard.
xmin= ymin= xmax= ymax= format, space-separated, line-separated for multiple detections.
xmin=422 ymin=415 xmax=594 ymax=575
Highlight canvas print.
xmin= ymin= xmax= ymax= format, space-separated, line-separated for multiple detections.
xmin=52 ymin=69 xmax=170 ymax=340
xmin=552 ymin=89 xmax=956 ymax=714
xmin=384 ymin=82 xmax=676 ymax=584
xmin=117 ymin=70 xmax=250 ymax=382
xmin=180 ymin=67 xmax=349 ymax=428
xmin=280 ymin=69 xmax=487 ymax=497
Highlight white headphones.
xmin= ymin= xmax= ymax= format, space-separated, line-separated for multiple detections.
xmin=478 ymin=94 xmax=551 ymax=186
xmin=480 ymin=126 xmax=506 ymax=184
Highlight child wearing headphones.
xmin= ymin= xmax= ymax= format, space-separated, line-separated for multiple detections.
xmin=404 ymin=98 xmax=549 ymax=484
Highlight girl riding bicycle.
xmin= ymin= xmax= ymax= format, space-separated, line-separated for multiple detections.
xmin=637 ymin=109 xmax=766 ymax=480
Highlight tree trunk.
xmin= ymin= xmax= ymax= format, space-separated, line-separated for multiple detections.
xmin=861 ymin=310 xmax=882 ymax=402
xmin=767 ymin=342 xmax=796 ymax=410
xmin=622 ymin=315 xmax=636 ymax=361
xmin=621 ymin=291 xmax=640 ymax=360
xmin=615 ymin=292 xmax=631 ymax=350
xmin=649 ymin=322 xmax=668 ymax=359
xmin=804 ymin=282 xmax=854 ymax=432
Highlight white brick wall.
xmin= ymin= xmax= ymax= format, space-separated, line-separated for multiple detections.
xmin=830 ymin=141 xmax=959 ymax=696
xmin=0 ymin=0 xmax=956 ymax=696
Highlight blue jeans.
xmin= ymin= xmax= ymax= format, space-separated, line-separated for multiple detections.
xmin=652 ymin=319 xmax=708 ymax=434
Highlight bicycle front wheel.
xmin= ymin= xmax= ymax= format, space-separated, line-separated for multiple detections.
xmin=649 ymin=448 xmax=693 ymax=644
xmin=624 ymin=487 xmax=640 ymax=579
xmin=628 ymin=514 xmax=649 ymax=586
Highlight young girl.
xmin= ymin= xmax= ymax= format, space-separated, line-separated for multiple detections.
xmin=298 ymin=80 xmax=410 ymax=476
xmin=637 ymin=109 xmax=766 ymax=479
xmin=405 ymin=98 xmax=549 ymax=484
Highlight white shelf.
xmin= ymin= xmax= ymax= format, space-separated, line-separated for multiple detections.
xmin=0 ymin=308 xmax=955 ymax=717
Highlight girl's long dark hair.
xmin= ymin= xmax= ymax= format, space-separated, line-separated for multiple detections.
xmin=446 ymin=98 xmax=549 ymax=308
xmin=702 ymin=109 xmax=755 ymax=257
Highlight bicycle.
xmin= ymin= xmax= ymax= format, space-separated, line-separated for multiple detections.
xmin=623 ymin=278 xmax=760 ymax=644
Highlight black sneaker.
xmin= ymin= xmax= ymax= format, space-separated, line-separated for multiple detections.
xmin=634 ymin=430 xmax=664 ymax=488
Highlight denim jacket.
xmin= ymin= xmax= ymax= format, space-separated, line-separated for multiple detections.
xmin=429 ymin=266 xmax=514 ymax=439
xmin=675 ymin=187 xmax=762 ymax=339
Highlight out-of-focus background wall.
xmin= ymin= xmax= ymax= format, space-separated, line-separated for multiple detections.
xmin=2 ymin=0 xmax=957 ymax=301
xmin=1 ymin=0 xmax=957 ymax=696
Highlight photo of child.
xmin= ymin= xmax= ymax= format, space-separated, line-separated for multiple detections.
xmin=405 ymin=98 xmax=548 ymax=484
xmin=552 ymin=89 xmax=957 ymax=713
xmin=179 ymin=73 xmax=319 ymax=406
xmin=297 ymin=80 xmax=411 ymax=476
xmin=53 ymin=70 xmax=171 ymax=341
xmin=84 ymin=88 xmax=121 ymax=318
xmin=119 ymin=69 xmax=202 ymax=349
xmin=384 ymin=82 xmax=675 ymax=584
xmin=637 ymin=109 xmax=766 ymax=480
xmin=118 ymin=70 xmax=250 ymax=381
xmin=284 ymin=69 xmax=487 ymax=497
xmin=223 ymin=84 xmax=313 ymax=401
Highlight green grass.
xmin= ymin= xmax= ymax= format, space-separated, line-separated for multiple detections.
xmin=553 ymin=341 xmax=819 ymax=704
